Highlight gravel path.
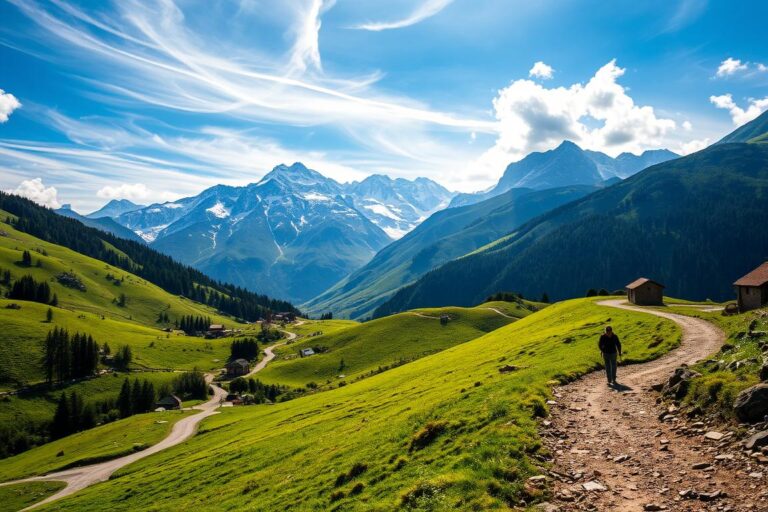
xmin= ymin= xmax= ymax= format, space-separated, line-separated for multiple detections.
xmin=540 ymin=300 xmax=764 ymax=511
xmin=0 ymin=376 xmax=227 ymax=510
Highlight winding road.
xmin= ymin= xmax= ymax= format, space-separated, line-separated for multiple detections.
xmin=1 ymin=326 xmax=300 ymax=511
xmin=541 ymin=300 xmax=763 ymax=511
xmin=0 ymin=376 xmax=227 ymax=510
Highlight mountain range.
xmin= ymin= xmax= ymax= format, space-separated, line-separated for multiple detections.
xmin=76 ymin=141 xmax=680 ymax=308
xmin=373 ymin=111 xmax=768 ymax=316
xmin=93 ymin=163 xmax=451 ymax=303
xmin=87 ymin=199 xmax=145 ymax=219
xmin=55 ymin=204 xmax=145 ymax=243
xmin=305 ymin=184 xmax=598 ymax=318
xmin=449 ymin=142 xmax=678 ymax=207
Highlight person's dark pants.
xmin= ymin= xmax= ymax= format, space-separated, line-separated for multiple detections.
xmin=603 ymin=352 xmax=618 ymax=383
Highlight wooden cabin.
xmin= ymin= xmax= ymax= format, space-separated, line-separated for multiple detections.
xmin=226 ymin=358 xmax=250 ymax=376
xmin=625 ymin=278 xmax=665 ymax=306
xmin=734 ymin=262 xmax=768 ymax=311
xmin=155 ymin=394 xmax=182 ymax=411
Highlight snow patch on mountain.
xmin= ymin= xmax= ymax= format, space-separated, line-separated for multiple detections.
xmin=302 ymin=192 xmax=332 ymax=202
xmin=363 ymin=202 xmax=403 ymax=221
xmin=206 ymin=202 xmax=230 ymax=218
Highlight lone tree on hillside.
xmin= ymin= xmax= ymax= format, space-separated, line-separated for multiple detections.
xmin=113 ymin=345 xmax=132 ymax=370
xmin=46 ymin=307 xmax=53 ymax=322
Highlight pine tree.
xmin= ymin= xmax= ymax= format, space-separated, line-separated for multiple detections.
xmin=42 ymin=330 xmax=56 ymax=385
xmin=21 ymin=250 xmax=31 ymax=266
xmin=131 ymin=379 xmax=142 ymax=414
xmin=117 ymin=378 xmax=132 ymax=418
xmin=140 ymin=380 xmax=156 ymax=412
xmin=51 ymin=393 xmax=70 ymax=439
xmin=68 ymin=391 xmax=84 ymax=432
xmin=50 ymin=293 xmax=58 ymax=307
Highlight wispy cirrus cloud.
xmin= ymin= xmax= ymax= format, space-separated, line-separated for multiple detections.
xmin=5 ymin=0 xmax=491 ymax=131
xmin=350 ymin=0 xmax=453 ymax=31
xmin=0 ymin=0 xmax=496 ymax=207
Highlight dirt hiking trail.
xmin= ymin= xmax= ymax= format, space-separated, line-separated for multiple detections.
xmin=541 ymin=299 xmax=767 ymax=511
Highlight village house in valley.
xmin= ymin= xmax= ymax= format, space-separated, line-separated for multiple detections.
xmin=626 ymin=277 xmax=665 ymax=306
xmin=226 ymin=358 xmax=250 ymax=376
xmin=734 ymin=262 xmax=768 ymax=311
xmin=155 ymin=395 xmax=182 ymax=411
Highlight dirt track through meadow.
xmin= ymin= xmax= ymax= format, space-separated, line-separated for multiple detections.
xmin=542 ymin=300 xmax=766 ymax=511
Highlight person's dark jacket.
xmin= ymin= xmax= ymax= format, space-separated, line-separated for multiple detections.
xmin=598 ymin=334 xmax=622 ymax=355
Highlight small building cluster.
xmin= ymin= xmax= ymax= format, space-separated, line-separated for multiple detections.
xmin=205 ymin=324 xmax=232 ymax=339
xmin=623 ymin=261 xmax=768 ymax=312
xmin=273 ymin=312 xmax=297 ymax=323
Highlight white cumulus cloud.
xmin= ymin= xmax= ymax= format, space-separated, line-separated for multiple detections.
xmin=529 ymin=61 xmax=554 ymax=80
xmin=716 ymin=57 xmax=748 ymax=77
xmin=677 ymin=138 xmax=710 ymax=155
xmin=710 ymin=93 xmax=768 ymax=126
xmin=96 ymin=183 xmax=152 ymax=201
xmin=0 ymin=89 xmax=22 ymax=122
xmin=9 ymin=178 xmax=61 ymax=208
xmin=476 ymin=60 xmax=676 ymax=171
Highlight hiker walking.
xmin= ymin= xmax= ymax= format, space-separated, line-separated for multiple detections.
xmin=598 ymin=326 xmax=622 ymax=385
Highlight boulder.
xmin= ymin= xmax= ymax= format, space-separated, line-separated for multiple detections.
xmin=734 ymin=384 xmax=768 ymax=423
xmin=662 ymin=366 xmax=700 ymax=400
xmin=745 ymin=430 xmax=768 ymax=451
xmin=760 ymin=362 xmax=768 ymax=382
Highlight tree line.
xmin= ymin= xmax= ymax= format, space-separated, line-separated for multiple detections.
xmin=177 ymin=315 xmax=213 ymax=335
xmin=42 ymin=328 xmax=99 ymax=384
xmin=7 ymin=274 xmax=54 ymax=305
xmin=51 ymin=390 xmax=96 ymax=439
xmin=0 ymin=191 xmax=299 ymax=321
xmin=116 ymin=378 xmax=158 ymax=419
xmin=228 ymin=377 xmax=285 ymax=403
xmin=230 ymin=338 xmax=259 ymax=361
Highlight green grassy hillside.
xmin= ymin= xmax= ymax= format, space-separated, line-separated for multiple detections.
xmin=0 ymin=217 xmax=248 ymax=389
xmin=0 ymin=409 xmax=194 ymax=482
xmin=0 ymin=482 xmax=65 ymax=512
xmin=0 ymin=214 xmax=234 ymax=327
xmin=0 ymin=372 xmax=182 ymax=428
xmin=288 ymin=318 xmax=359 ymax=338
xmin=657 ymin=304 xmax=766 ymax=419
xmin=41 ymin=298 xmax=680 ymax=511
xmin=0 ymin=300 xmax=233 ymax=388
xmin=259 ymin=302 xmax=536 ymax=388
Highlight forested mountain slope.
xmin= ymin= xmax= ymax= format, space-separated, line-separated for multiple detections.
xmin=305 ymin=185 xmax=596 ymax=319
xmin=0 ymin=192 xmax=297 ymax=320
xmin=374 ymin=141 xmax=768 ymax=316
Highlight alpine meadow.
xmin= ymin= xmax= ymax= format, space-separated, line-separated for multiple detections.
xmin=1 ymin=1 xmax=768 ymax=511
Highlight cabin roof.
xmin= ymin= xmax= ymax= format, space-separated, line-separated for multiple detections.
xmin=734 ymin=262 xmax=768 ymax=287
xmin=625 ymin=277 xmax=665 ymax=290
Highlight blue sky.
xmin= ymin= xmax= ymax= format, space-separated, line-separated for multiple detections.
xmin=0 ymin=0 xmax=767 ymax=211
